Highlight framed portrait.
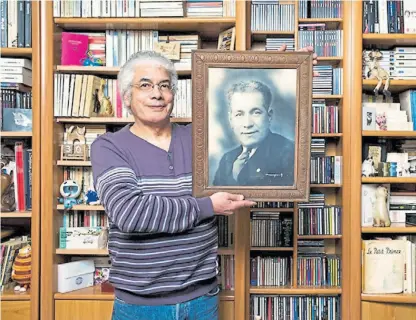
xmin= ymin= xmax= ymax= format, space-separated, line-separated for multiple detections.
xmin=192 ymin=50 xmax=313 ymax=202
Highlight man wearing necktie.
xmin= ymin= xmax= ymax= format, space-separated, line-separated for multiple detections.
xmin=212 ymin=80 xmax=295 ymax=187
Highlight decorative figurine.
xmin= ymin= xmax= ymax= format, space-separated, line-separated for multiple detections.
xmin=373 ymin=185 xmax=391 ymax=227
xmin=363 ymin=49 xmax=392 ymax=98
xmin=362 ymin=157 xmax=376 ymax=177
xmin=85 ymin=188 xmax=100 ymax=205
xmin=12 ymin=245 xmax=32 ymax=292
xmin=61 ymin=125 xmax=88 ymax=161
xmin=81 ymin=50 xmax=104 ymax=66
xmin=58 ymin=180 xmax=83 ymax=209
xmin=94 ymin=79 xmax=114 ymax=117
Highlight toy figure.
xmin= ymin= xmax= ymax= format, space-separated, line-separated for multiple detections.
xmin=58 ymin=180 xmax=83 ymax=209
xmin=85 ymin=188 xmax=100 ymax=205
xmin=362 ymin=157 xmax=376 ymax=177
xmin=12 ymin=245 xmax=32 ymax=292
xmin=97 ymin=79 xmax=114 ymax=117
xmin=373 ymin=185 xmax=391 ymax=227
xmin=363 ymin=49 xmax=392 ymax=97
xmin=81 ymin=50 xmax=104 ymax=66
xmin=1 ymin=147 xmax=16 ymax=212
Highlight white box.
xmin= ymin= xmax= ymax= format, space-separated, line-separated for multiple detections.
xmin=57 ymin=260 xmax=95 ymax=293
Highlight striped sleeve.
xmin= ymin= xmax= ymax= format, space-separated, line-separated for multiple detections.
xmin=90 ymin=137 xmax=214 ymax=234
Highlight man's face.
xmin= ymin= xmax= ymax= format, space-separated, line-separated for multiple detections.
xmin=229 ymin=91 xmax=270 ymax=149
xmin=125 ymin=63 xmax=174 ymax=125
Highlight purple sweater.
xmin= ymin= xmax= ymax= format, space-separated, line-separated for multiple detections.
xmin=90 ymin=123 xmax=218 ymax=305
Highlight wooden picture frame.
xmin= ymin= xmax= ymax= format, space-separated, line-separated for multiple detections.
xmin=192 ymin=50 xmax=313 ymax=202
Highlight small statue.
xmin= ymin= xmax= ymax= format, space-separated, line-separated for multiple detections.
xmin=373 ymin=185 xmax=391 ymax=227
xmin=97 ymin=79 xmax=114 ymax=117
xmin=58 ymin=180 xmax=83 ymax=209
xmin=12 ymin=245 xmax=32 ymax=292
xmin=85 ymin=188 xmax=100 ymax=205
xmin=362 ymin=157 xmax=376 ymax=177
xmin=363 ymin=49 xmax=392 ymax=97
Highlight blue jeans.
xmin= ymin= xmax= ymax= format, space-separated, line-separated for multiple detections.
xmin=111 ymin=287 xmax=219 ymax=320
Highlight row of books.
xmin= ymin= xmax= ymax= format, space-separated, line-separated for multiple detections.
xmin=312 ymin=101 xmax=340 ymax=134
xmin=297 ymin=255 xmax=341 ymax=287
xmin=298 ymin=206 xmax=342 ymax=236
xmin=298 ymin=0 xmax=343 ymax=19
xmin=298 ymin=27 xmax=343 ymax=57
xmin=251 ymin=213 xmax=293 ymax=248
xmin=310 ymin=156 xmax=342 ymax=185
xmin=62 ymin=211 xmax=108 ymax=228
xmin=53 ymin=0 xmax=235 ymax=18
xmin=0 ymin=58 xmax=32 ymax=87
xmin=251 ymin=295 xmax=341 ymax=320
xmin=0 ymin=0 xmax=32 ymax=48
xmin=217 ymin=254 xmax=234 ymax=290
xmin=217 ymin=215 xmax=234 ymax=248
xmin=250 ymin=256 xmax=292 ymax=287
xmin=363 ymin=0 xmax=416 ymax=34
xmin=251 ymin=2 xmax=295 ymax=32
xmin=313 ymin=66 xmax=343 ymax=95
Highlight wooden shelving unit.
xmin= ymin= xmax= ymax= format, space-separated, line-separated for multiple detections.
xmin=40 ymin=2 xmax=241 ymax=320
xmin=352 ymin=2 xmax=416 ymax=320
xmin=0 ymin=2 xmax=41 ymax=320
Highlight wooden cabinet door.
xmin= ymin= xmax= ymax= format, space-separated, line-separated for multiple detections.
xmin=1 ymin=301 xmax=31 ymax=320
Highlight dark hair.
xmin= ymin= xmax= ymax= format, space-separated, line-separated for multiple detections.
xmin=227 ymin=80 xmax=272 ymax=110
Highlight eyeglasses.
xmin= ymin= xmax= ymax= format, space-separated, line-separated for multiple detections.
xmin=130 ymin=81 xmax=173 ymax=93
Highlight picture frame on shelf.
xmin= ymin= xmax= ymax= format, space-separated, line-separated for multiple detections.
xmin=191 ymin=50 xmax=313 ymax=202
xmin=362 ymin=106 xmax=376 ymax=130
xmin=217 ymin=27 xmax=236 ymax=51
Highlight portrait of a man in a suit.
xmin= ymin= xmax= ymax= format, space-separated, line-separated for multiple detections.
xmin=212 ymin=80 xmax=295 ymax=187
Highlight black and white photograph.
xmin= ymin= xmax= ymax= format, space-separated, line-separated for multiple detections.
xmin=362 ymin=106 xmax=376 ymax=130
xmin=192 ymin=50 xmax=313 ymax=201
xmin=207 ymin=68 xmax=297 ymax=187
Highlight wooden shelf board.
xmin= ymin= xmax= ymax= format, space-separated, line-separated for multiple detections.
xmin=298 ymin=235 xmax=342 ymax=240
xmin=363 ymin=33 xmax=416 ymax=48
xmin=1 ymin=131 xmax=32 ymax=137
xmin=54 ymin=285 xmax=233 ymax=301
xmin=311 ymin=133 xmax=343 ymax=138
xmin=0 ymin=211 xmax=32 ymax=218
xmin=56 ymin=117 xmax=190 ymax=124
xmin=316 ymin=57 xmax=343 ymax=65
xmin=56 ymin=65 xmax=191 ymax=76
xmin=362 ymin=223 xmax=416 ymax=233
xmin=55 ymin=249 xmax=109 ymax=255
xmin=250 ymin=286 xmax=341 ymax=295
xmin=313 ymin=95 xmax=343 ymax=99
xmin=251 ymin=247 xmax=294 ymax=251
xmin=310 ymin=184 xmax=342 ymax=188
xmin=362 ymin=293 xmax=416 ymax=304
xmin=363 ymin=79 xmax=416 ymax=93
xmin=57 ymin=160 xmax=91 ymax=166
xmin=218 ymin=248 xmax=234 ymax=255
xmin=0 ymin=47 xmax=32 ymax=58
xmin=54 ymin=17 xmax=236 ymax=39
xmin=0 ymin=288 xmax=31 ymax=301
xmin=54 ymin=285 xmax=114 ymax=300
xmin=363 ymin=130 xmax=416 ymax=138
xmin=57 ymin=204 xmax=105 ymax=211
xmin=362 ymin=177 xmax=416 ymax=184
xmin=251 ymin=208 xmax=294 ymax=212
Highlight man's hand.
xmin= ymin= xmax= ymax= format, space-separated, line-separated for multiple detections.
xmin=210 ymin=192 xmax=256 ymax=215
xmin=278 ymin=44 xmax=319 ymax=77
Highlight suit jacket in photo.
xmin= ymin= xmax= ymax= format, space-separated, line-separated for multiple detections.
xmin=212 ymin=130 xmax=295 ymax=186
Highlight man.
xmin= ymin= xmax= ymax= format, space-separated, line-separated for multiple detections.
xmin=91 ymin=46 xmax=317 ymax=320
xmin=212 ymin=79 xmax=295 ymax=187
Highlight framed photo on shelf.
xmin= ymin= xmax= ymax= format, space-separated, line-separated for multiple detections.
xmin=362 ymin=106 xmax=376 ymax=130
xmin=217 ymin=27 xmax=235 ymax=51
xmin=191 ymin=50 xmax=313 ymax=202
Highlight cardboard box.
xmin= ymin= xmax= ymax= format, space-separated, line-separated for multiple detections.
xmin=57 ymin=260 xmax=95 ymax=293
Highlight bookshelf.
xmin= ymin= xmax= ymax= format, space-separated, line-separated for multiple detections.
xmin=352 ymin=1 xmax=416 ymax=320
xmin=0 ymin=1 xmax=41 ymax=320
xmin=39 ymin=1 xmax=241 ymax=320
xmin=38 ymin=1 xmax=354 ymax=320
